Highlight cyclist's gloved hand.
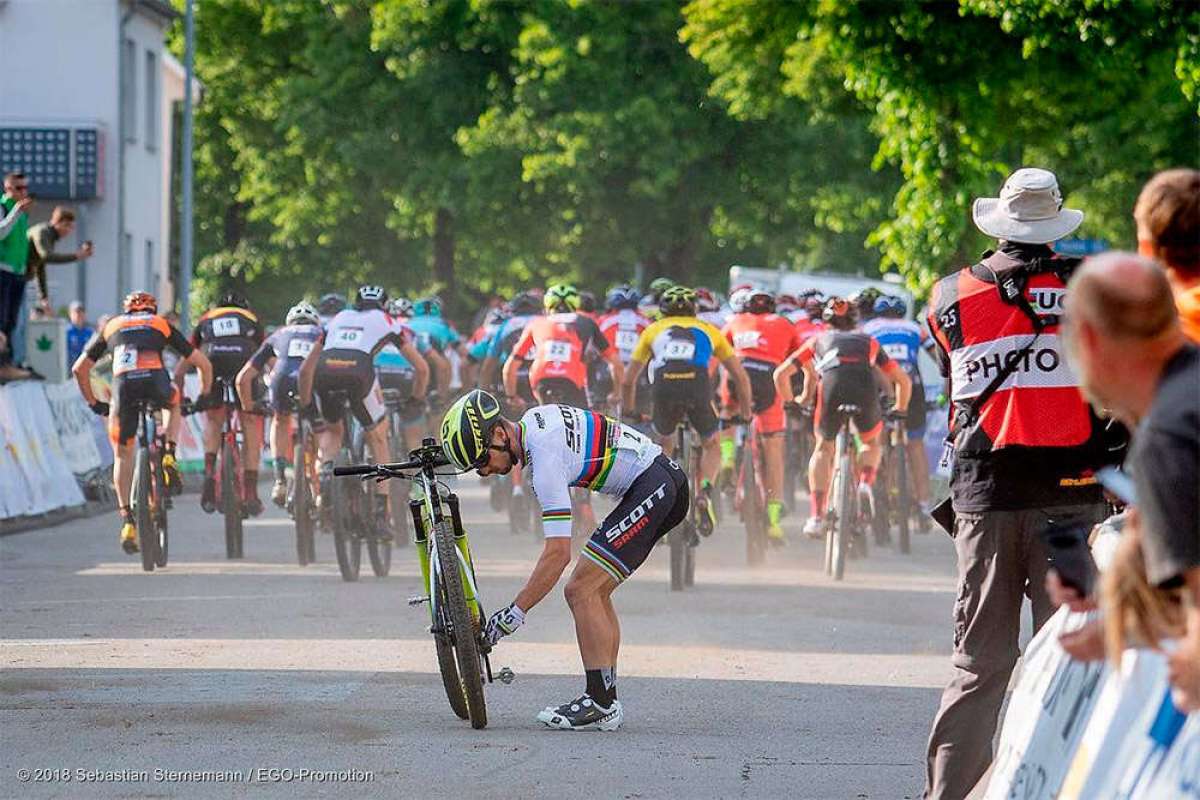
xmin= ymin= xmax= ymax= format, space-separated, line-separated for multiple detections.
xmin=89 ymin=400 xmax=110 ymax=417
xmin=483 ymin=603 xmax=526 ymax=646
xmin=886 ymin=406 xmax=908 ymax=421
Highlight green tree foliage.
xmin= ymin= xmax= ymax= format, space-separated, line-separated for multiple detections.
xmin=683 ymin=0 xmax=1199 ymax=290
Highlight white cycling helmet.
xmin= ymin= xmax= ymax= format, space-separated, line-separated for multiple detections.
xmin=388 ymin=297 xmax=414 ymax=318
xmin=729 ymin=287 xmax=752 ymax=313
xmin=286 ymin=301 xmax=320 ymax=326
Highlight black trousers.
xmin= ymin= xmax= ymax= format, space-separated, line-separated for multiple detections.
xmin=0 ymin=270 xmax=25 ymax=365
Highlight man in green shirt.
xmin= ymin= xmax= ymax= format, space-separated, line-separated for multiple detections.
xmin=0 ymin=172 xmax=33 ymax=380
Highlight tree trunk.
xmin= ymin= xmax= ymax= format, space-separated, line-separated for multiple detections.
xmin=433 ymin=206 xmax=456 ymax=314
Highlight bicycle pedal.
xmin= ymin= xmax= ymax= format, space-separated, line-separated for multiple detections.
xmin=408 ymin=595 xmax=430 ymax=606
xmin=496 ymin=666 xmax=515 ymax=685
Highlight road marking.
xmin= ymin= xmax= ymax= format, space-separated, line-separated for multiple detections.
xmin=1 ymin=638 xmax=954 ymax=688
xmin=9 ymin=592 xmax=318 ymax=607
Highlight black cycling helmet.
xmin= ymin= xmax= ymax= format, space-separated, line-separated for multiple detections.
xmin=509 ymin=292 xmax=541 ymax=316
xmin=849 ymin=286 xmax=882 ymax=319
xmin=318 ymin=292 xmax=346 ymax=316
xmin=578 ymin=290 xmax=597 ymax=314
xmin=874 ymin=295 xmax=906 ymax=318
xmin=606 ymin=285 xmax=640 ymax=310
xmin=220 ymin=290 xmax=250 ymax=310
xmin=355 ymin=284 xmax=388 ymax=311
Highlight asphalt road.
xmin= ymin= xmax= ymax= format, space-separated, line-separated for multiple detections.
xmin=2 ymin=478 xmax=965 ymax=799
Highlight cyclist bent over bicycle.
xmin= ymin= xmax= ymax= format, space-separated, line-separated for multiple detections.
xmin=72 ymin=291 xmax=212 ymax=553
xmin=773 ymin=297 xmax=911 ymax=538
xmin=442 ymin=389 xmax=688 ymax=731
xmin=298 ymin=285 xmax=429 ymax=534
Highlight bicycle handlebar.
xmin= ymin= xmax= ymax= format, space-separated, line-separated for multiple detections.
xmin=332 ymin=446 xmax=451 ymax=478
xmin=333 ymin=464 xmax=379 ymax=477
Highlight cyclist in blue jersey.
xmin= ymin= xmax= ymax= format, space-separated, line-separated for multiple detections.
xmin=478 ymin=292 xmax=542 ymax=398
xmin=861 ymin=295 xmax=931 ymax=514
xmin=374 ymin=297 xmax=438 ymax=449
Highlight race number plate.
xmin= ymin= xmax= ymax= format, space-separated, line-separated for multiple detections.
xmin=664 ymin=340 xmax=696 ymax=360
xmin=287 ymin=338 xmax=314 ymax=359
xmin=113 ymin=345 xmax=138 ymax=375
xmin=545 ymin=340 xmax=573 ymax=362
xmin=329 ymin=328 xmax=362 ymax=348
xmin=211 ymin=317 xmax=240 ymax=337
xmin=615 ymin=329 xmax=639 ymax=351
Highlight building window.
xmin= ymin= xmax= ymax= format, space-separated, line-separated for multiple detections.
xmin=122 ymin=38 xmax=137 ymax=143
xmin=145 ymin=238 xmax=155 ymax=291
xmin=145 ymin=50 xmax=159 ymax=151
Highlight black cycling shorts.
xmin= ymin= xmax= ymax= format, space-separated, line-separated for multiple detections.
xmin=269 ymin=370 xmax=299 ymax=414
xmin=314 ymin=350 xmax=385 ymax=428
xmin=582 ymin=455 xmax=689 ymax=583
xmin=741 ymin=358 xmax=778 ymax=414
xmin=110 ymin=370 xmax=178 ymax=445
xmin=651 ymin=378 xmax=718 ymax=439
xmin=814 ymin=369 xmax=882 ymax=442
xmin=905 ymin=382 xmax=928 ymax=439
xmin=534 ymin=376 xmax=588 ymax=408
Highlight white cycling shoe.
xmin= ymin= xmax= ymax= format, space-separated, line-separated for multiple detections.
xmin=802 ymin=515 xmax=824 ymax=539
xmin=537 ymin=694 xmax=623 ymax=731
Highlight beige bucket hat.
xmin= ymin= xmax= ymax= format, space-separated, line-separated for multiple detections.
xmin=972 ymin=167 xmax=1084 ymax=244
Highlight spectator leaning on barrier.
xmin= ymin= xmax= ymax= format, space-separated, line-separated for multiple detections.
xmin=1135 ymin=167 xmax=1200 ymax=342
xmin=1065 ymin=251 xmax=1200 ymax=711
xmin=0 ymin=171 xmax=33 ymax=380
xmin=27 ymin=207 xmax=93 ymax=315
xmin=66 ymin=301 xmax=93 ymax=367
xmin=922 ymin=167 xmax=1125 ymax=800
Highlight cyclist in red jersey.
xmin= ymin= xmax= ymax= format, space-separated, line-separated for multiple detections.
xmin=774 ymin=297 xmax=911 ymax=538
xmin=596 ymin=285 xmax=650 ymax=416
xmin=503 ymin=283 xmax=623 ymax=410
xmin=722 ymin=289 xmax=802 ymax=542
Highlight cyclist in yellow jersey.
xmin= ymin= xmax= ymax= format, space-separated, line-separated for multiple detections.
xmin=622 ymin=286 xmax=752 ymax=534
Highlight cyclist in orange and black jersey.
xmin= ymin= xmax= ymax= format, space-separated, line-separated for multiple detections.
xmin=773 ymin=297 xmax=911 ymax=538
xmin=73 ymin=291 xmax=213 ymax=553
xmin=177 ymin=291 xmax=267 ymax=516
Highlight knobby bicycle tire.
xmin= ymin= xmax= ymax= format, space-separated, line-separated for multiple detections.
xmin=221 ymin=444 xmax=243 ymax=559
xmin=895 ymin=434 xmax=911 ymax=555
xmin=432 ymin=519 xmax=487 ymax=728
xmin=292 ymin=435 xmax=314 ymax=566
xmin=387 ymin=414 xmax=410 ymax=548
xmin=669 ymin=429 xmax=690 ymax=591
xmin=743 ymin=438 xmax=767 ymax=567
xmin=367 ymin=527 xmax=392 ymax=578
xmin=332 ymin=450 xmax=362 ymax=582
xmin=153 ymin=452 xmax=168 ymax=568
xmin=134 ymin=446 xmax=156 ymax=572
xmin=832 ymin=442 xmax=852 ymax=581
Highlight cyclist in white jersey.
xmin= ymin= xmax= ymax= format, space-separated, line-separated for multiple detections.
xmin=299 ymin=285 xmax=429 ymax=530
xmin=441 ymin=389 xmax=689 ymax=731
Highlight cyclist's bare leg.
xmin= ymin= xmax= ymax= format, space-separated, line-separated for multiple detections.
xmin=162 ymin=403 xmax=181 ymax=445
xmin=906 ymin=438 xmax=931 ymax=504
xmin=762 ymin=432 xmax=785 ymax=503
xmin=404 ymin=422 xmax=423 ymax=451
xmin=858 ymin=429 xmax=883 ymax=478
xmin=700 ymin=433 xmax=720 ymax=486
xmin=112 ymin=440 xmax=135 ymax=510
xmin=269 ymin=414 xmax=291 ymax=465
xmin=202 ymin=408 xmax=224 ymax=457
xmin=808 ymin=437 xmax=836 ymax=517
xmin=242 ymin=413 xmax=263 ymax=472
xmin=564 ymin=558 xmax=620 ymax=670
xmin=364 ymin=420 xmax=391 ymax=497
xmin=317 ymin=420 xmax=343 ymax=464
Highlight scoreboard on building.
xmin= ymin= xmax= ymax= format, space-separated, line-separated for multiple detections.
xmin=0 ymin=126 xmax=103 ymax=201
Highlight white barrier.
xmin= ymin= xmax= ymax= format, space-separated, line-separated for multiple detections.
xmin=44 ymin=381 xmax=105 ymax=476
xmin=0 ymin=382 xmax=88 ymax=518
xmin=987 ymin=617 xmax=1195 ymax=799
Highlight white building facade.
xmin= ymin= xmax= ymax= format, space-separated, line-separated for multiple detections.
xmin=0 ymin=0 xmax=181 ymax=317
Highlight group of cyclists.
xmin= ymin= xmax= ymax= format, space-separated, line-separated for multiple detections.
xmin=69 ymin=274 xmax=934 ymax=565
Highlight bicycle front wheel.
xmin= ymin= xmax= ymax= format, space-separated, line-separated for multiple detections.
xmin=742 ymin=445 xmax=767 ymax=567
xmin=367 ymin=529 xmax=392 ymax=578
xmin=292 ymin=435 xmax=314 ymax=566
xmin=432 ymin=519 xmax=487 ymax=728
xmin=332 ymin=451 xmax=362 ymax=582
xmin=153 ymin=454 xmax=168 ymax=568
xmin=832 ymin=448 xmax=852 ymax=581
xmin=134 ymin=446 xmax=156 ymax=573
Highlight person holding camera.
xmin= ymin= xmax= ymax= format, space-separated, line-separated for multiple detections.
xmin=921 ymin=168 xmax=1124 ymax=800
xmin=26 ymin=206 xmax=93 ymax=316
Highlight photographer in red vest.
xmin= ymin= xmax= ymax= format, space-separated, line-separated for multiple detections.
xmin=922 ymin=168 xmax=1125 ymax=799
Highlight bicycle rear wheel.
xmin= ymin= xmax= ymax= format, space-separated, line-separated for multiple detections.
xmin=387 ymin=414 xmax=410 ymax=548
xmin=831 ymin=441 xmax=851 ymax=581
xmin=742 ymin=440 xmax=767 ymax=566
xmin=221 ymin=444 xmax=243 ymax=559
xmin=292 ymin=433 xmax=315 ymax=566
xmin=367 ymin=530 xmax=392 ymax=577
xmin=432 ymin=519 xmax=487 ymax=728
xmin=332 ymin=449 xmax=362 ymax=582
xmin=153 ymin=453 xmax=169 ymax=568
xmin=895 ymin=436 xmax=911 ymax=555
xmin=134 ymin=445 xmax=156 ymax=573
xmin=872 ymin=443 xmax=892 ymax=546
